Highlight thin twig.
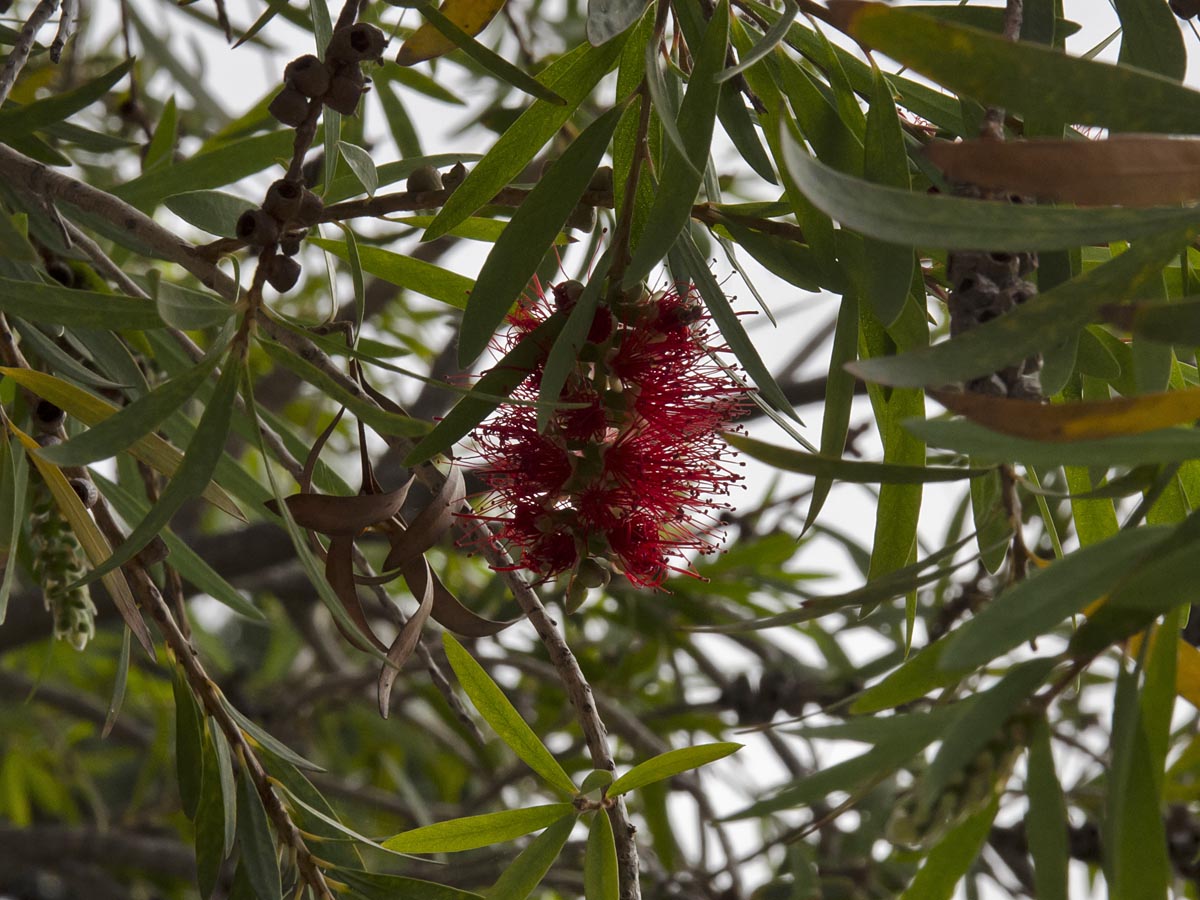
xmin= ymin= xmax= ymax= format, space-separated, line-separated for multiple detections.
xmin=50 ymin=0 xmax=77 ymax=62
xmin=0 ymin=0 xmax=59 ymax=107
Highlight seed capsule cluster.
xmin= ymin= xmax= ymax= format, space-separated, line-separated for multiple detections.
xmin=236 ymin=178 xmax=325 ymax=292
xmin=887 ymin=713 xmax=1032 ymax=848
xmin=268 ymin=23 xmax=387 ymax=126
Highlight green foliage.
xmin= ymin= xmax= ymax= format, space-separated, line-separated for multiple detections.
xmin=4 ymin=2 xmax=1200 ymax=899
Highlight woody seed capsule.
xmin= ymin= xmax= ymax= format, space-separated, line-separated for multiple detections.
xmin=236 ymin=209 xmax=280 ymax=246
xmin=263 ymin=179 xmax=303 ymax=222
xmin=406 ymin=165 xmax=443 ymax=193
xmin=284 ymin=54 xmax=332 ymax=98
xmin=295 ymin=189 xmax=325 ymax=227
xmin=326 ymin=23 xmax=387 ymax=64
xmin=268 ymin=85 xmax=310 ymax=127
xmin=324 ymin=69 xmax=367 ymax=116
xmin=266 ymin=255 xmax=302 ymax=293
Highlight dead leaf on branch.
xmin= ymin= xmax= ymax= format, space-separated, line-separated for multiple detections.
xmin=925 ymin=136 xmax=1200 ymax=207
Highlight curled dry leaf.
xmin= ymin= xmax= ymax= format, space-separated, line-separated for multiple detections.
xmin=377 ymin=556 xmax=437 ymax=718
xmin=325 ymin=534 xmax=388 ymax=654
xmin=264 ymin=477 xmax=415 ymax=536
xmin=925 ymin=137 xmax=1200 ymax=207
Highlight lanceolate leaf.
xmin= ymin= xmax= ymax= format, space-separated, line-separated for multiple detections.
xmin=165 ymin=190 xmax=256 ymax=238
xmin=80 ymin=352 xmax=244 ymax=585
xmin=939 ymin=526 xmax=1170 ymax=672
xmin=460 ymin=102 xmax=625 ymax=365
xmin=0 ymin=60 xmax=132 ymax=140
xmin=330 ymin=868 xmax=483 ymax=900
xmin=827 ymin=1 xmax=1200 ymax=134
xmin=779 ymin=138 xmax=1200 ymax=251
xmin=726 ymin=432 xmax=988 ymax=484
xmin=442 ymin=633 xmax=578 ymax=797
xmin=172 ymin=665 xmax=205 ymax=820
xmin=1026 ymin=718 xmax=1070 ymax=900
xmin=311 ymin=238 xmax=473 ymax=309
xmin=623 ymin=0 xmax=728 ymax=288
xmin=483 ymin=813 xmax=575 ymax=900
xmin=584 ymin=812 xmax=619 ymax=900
xmin=425 ymin=38 xmax=626 ymax=240
xmin=898 ymin=799 xmax=1000 ymax=900
xmin=609 ymin=743 xmax=741 ymax=796
xmin=587 ymin=0 xmax=649 ymax=45
xmin=36 ymin=348 xmax=223 ymax=467
xmin=0 ymin=278 xmax=163 ymax=330
xmin=382 ymin=803 xmax=576 ymax=853
xmin=405 ymin=312 xmax=565 ymax=465
xmin=236 ymin=766 xmax=281 ymax=900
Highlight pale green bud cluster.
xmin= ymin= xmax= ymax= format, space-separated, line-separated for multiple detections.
xmin=30 ymin=485 xmax=95 ymax=651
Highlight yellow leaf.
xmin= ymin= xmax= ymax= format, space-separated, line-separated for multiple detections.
xmin=0 ymin=367 xmax=244 ymax=521
xmin=397 ymin=0 xmax=509 ymax=66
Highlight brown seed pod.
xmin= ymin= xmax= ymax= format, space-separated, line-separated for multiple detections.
xmin=34 ymin=400 xmax=66 ymax=431
xmin=442 ymin=161 xmax=468 ymax=190
xmin=236 ymin=209 xmax=280 ymax=246
xmin=263 ymin=179 xmax=304 ymax=222
xmin=266 ymin=255 xmax=303 ymax=293
xmin=406 ymin=165 xmax=444 ymax=193
xmin=295 ymin=189 xmax=325 ymax=227
xmin=324 ymin=70 xmax=367 ymax=116
xmin=1171 ymin=0 xmax=1200 ymax=18
xmin=326 ymin=23 xmax=387 ymax=64
xmin=67 ymin=477 xmax=98 ymax=510
xmin=268 ymin=85 xmax=311 ymax=127
xmin=565 ymin=203 xmax=596 ymax=233
xmin=284 ymin=54 xmax=332 ymax=98
xmin=587 ymin=165 xmax=614 ymax=194
xmin=280 ymin=233 xmax=304 ymax=257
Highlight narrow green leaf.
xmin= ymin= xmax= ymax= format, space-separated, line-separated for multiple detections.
xmin=609 ymin=743 xmax=741 ymax=797
xmin=728 ymin=432 xmax=985 ymax=484
xmin=273 ymin=782 xmax=425 ymax=860
xmin=165 ymin=190 xmax=257 ymax=239
xmin=236 ymin=765 xmax=282 ymax=900
xmin=850 ymin=640 xmax=959 ymax=715
xmin=0 ymin=434 xmax=28 ymax=624
xmin=143 ymin=96 xmax=179 ymax=173
xmin=382 ymin=803 xmax=576 ymax=853
xmin=1026 ymin=717 xmax=1069 ymax=900
xmin=212 ymin=726 xmax=238 ymax=858
xmin=311 ymin=238 xmax=472 ymax=309
xmin=337 ymin=141 xmax=379 ymax=197
xmin=780 ymin=136 xmax=1200 ymax=251
xmin=641 ymin=38 xmax=701 ymax=180
xmin=1115 ymin=0 xmax=1185 ymax=81
xmin=330 ymin=868 xmax=483 ymax=900
xmin=484 ymin=813 xmax=575 ymax=900
xmin=717 ymin=0 xmax=797 ymax=82
xmin=899 ymin=799 xmax=1000 ymax=900
xmin=194 ymin=728 xmax=227 ymax=898
xmin=862 ymin=65 xmax=914 ymax=327
xmin=724 ymin=707 xmax=961 ymax=819
xmin=673 ymin=231 xmax=797 ymax=418
xmin=0 ymin=367 xmax=243 ymax=520
xmin=172 ymin=666 xmax=205 ymax=820
xmin=0 ymin=278 xmax=163 ymax=330
xmin=940 ymin=526 xmax=1170 ymax=672
xmin=405 ymin=312 xmax=565 ymax=465
xmin=154 ymin=283 xmax=234 ymax=330
xmin=536 ymin=248 xmax=613 ymax=431
xmin=584 ymin=812 xmax=619 ymax=900
xmin=623 ymin=0 xmax=727 ymax=287
xmin=1106 ymin=662 xmax=1172 ymax=898
xmin=460 ymin=102 xmax=625 ymax=365
xmin=257 ymin=339 xmax=428 ymax=437
xmin=39 ymin=350 xmax=222 ymax=467
xmin=426 ymin=38 xmax=625 ymax=239
xmin=850 ymin=228 xmax=1192 ymax=388
xmin=919 ymin=658 xmax=1056 ymax=808
xmin=443 ymin=633 xmax=578 ymax=797
xmin=80 ymin=352 xmax=243 ymax=585
xmin=0 ymin=60 xmax=132 ymax=140
xmin=114 ymin=131 xmax=294 ymax=211
xmin=92 ymin=473 xmax=263 ymax=621
xmin=101 ymin=627 xmax=132 ymax=740
xmin=714 ymin=218 xmax=820 ymax=291
xmin=831 ymin=1 xmax=1200 ymax=133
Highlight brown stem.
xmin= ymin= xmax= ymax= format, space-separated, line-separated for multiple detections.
xmin=0 ymin=0 xmax=59 ymax=107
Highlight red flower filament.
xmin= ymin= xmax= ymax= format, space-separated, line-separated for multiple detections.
xmin=465 ymin=280 xmax=749 ymax=589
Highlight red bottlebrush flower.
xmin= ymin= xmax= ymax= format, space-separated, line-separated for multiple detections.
xmin=462 ymin=278 xmax=750 ymax=593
